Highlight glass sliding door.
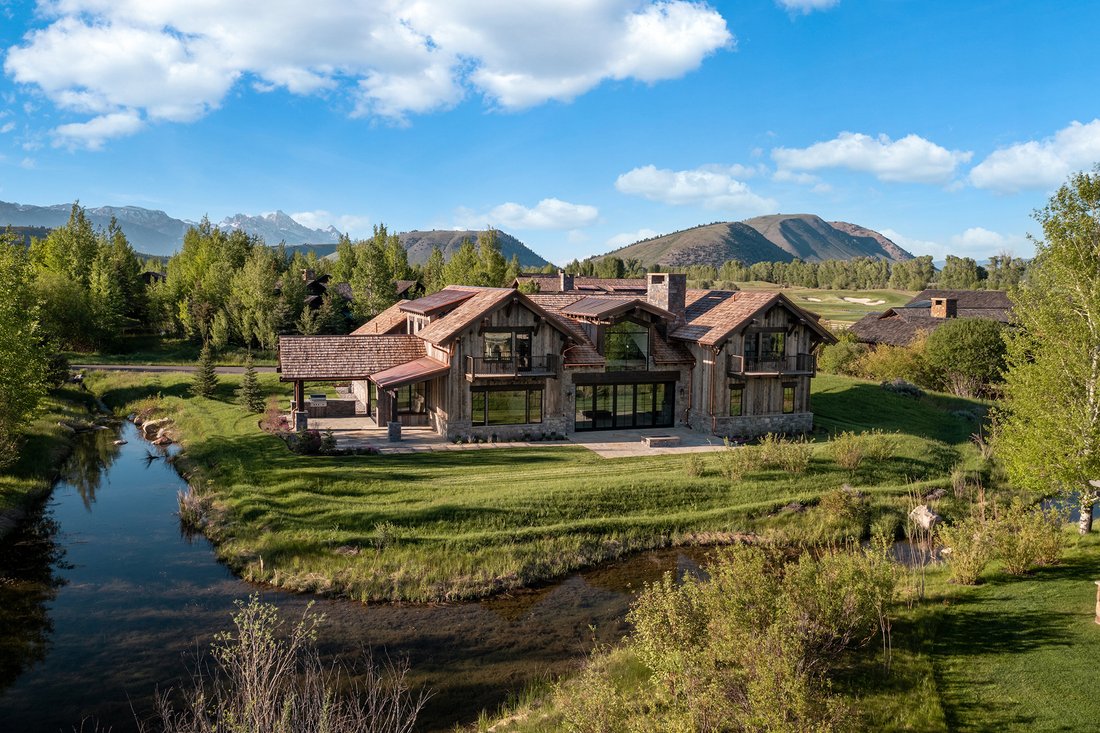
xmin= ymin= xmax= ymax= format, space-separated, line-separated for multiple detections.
xmin=575 ymin=385 xmax=594 ymax=430
xmin=594 ymin=385 xmax=614 ymax=430
xmin=614 ymin=384 xmax=635 ymax=428
xmin=635 ymin=383 xmax=655 ymax=427
xmin=655 ymin=382 xmax=674 ymax=427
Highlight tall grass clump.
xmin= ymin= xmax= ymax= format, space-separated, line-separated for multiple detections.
xmin=938 ymin=516 xmax=994 ymax=585
xmin=758 ymin=433 xmax=813 ymax=474
xmin=151 ymin=595 xmax=426 ymax=733
xmin=993 ymin=498 xmax=1065 ymax=575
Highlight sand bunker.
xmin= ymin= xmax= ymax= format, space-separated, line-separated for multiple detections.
xmin=805 ymin=297 xmax=822 ymax=302
xmin=843 ymin=297 xmax=886 ymax=305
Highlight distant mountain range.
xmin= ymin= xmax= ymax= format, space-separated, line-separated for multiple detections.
xmin=0 ymin=200 xmax=551 ymax=268
xmin=593 ymin=214 xmax=913 ymax=267
xmin=0 ymin=200 xmax=341 ymax=255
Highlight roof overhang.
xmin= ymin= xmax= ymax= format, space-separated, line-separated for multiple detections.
xmin=370 ymin=356 xmax=450 ymax=391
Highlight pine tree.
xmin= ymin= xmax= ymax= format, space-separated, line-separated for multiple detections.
xmin=192 ymin=341 xmax=219 ymax=399
xmin=237 ymin=354 xmax=265 ymax=412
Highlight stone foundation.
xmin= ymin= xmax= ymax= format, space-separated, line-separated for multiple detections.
xmin=711 ymin=412 xmax=813 ymax=439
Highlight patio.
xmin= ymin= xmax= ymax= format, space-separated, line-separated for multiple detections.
xmin=305 ymin=416 xmax=728 ymax=458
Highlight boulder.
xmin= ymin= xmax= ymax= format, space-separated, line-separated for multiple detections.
xmin=142 ymin=418 xmax=171 ymax=439
xmin=909 ymin=504 xmax=941 ymax=532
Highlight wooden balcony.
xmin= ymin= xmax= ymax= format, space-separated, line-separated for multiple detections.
xmin=728 ymin=352 xmax=816 ymax=377
xmin=466 ymin=353 xmax=559 ymax=380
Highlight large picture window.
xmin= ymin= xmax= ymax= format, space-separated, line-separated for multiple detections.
xmin=483 ymin=330 xmax=533 ymax=370
xmin=472 ymin=387 xmax=543 ymax=426
xmin=604 ymin=321 xmax=649 ymax=371
xmin=396 ymin=383 xmax=428 ymax=414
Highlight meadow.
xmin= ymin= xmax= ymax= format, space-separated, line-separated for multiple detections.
xmin=83 ymin=370 xmax=985 ymax=602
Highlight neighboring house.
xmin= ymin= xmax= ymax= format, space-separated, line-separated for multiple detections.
xmin=395 ymin=279 xmax=425 ymax=300
xmin=511 ymin=271 xmax=648 ymax=295
xmin=848 ymin=289 xmax=1014 ymax=347
xmin=299 ymin=270 xmax=353 ymax=310
xmin=278 ymin=273 xmax=836 ymax=440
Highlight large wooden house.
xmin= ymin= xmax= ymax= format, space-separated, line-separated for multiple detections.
xmin=278 ymin=274 xmax=835 ymax=440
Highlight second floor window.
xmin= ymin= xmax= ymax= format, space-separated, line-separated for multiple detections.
xmin=483 ymin=330 xmax=533 ymax=368
xmin=604 ymin=321 xmax=649 ymax=371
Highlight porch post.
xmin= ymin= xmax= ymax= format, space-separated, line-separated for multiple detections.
xmin=293 ymin=380 xmax=308 ymax=431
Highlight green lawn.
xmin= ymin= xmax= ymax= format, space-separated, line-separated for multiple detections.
xmin=0 ymin=386 xmax=97 ymax=540
xmin=83 ymin=370 xmax=984 ymax=603
xmin=64 ymin=334 xmax=277 ymax=366
xmin=733 ymin=282 xmax=916 ymax=324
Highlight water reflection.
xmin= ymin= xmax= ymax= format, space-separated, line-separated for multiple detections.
xmin=0 ymin=513 xmax=66 ymax=692
xmin=0 ymin=421 xmax=713 ymax=732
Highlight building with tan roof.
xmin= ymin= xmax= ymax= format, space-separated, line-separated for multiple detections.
xmin=279 ymin=273 xmax=835 ymax=440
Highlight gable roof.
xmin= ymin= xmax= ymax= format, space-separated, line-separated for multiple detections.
xmin=278 ymin=335 xmax=425 ymax=380
xmin=351 ymin=301 xmax=408 ymax=335
xmin=371 ymin=356 xmax=450 ymax=390
xmin=848 ymin=311 xmax=934 ymax=347
xmin=398 ymin=287 xmax=476 ymax=316
xmin=559 ymin=296 xmax=674 ymax=321
xmin=415 ymin=288 xmax=575 ymax=346
xmin=669 ymin=290 xmax=834 ymax=348
xmin=513 ymin=274 xmax=647 ymax=294
xmin=909 ymin=289 xmax=1013 ymax=310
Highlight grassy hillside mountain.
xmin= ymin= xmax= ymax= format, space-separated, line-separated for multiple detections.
xmin=399 ymin=230 xmax=551 ymax=268
xmin=595 ymin=214 xmax=913 ymax=268
xmin=598 ymin=222 xmax=794 ymax=267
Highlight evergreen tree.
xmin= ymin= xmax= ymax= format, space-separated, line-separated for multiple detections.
xmin=192 ymin=341 xmax=219 ymax=399
xmin=442 ymin=239 xmax=480 ymax=285
xmin=237 ymin=354 xmax=265 ymax=412
xmin=423 ymin=246 xmax=446 ymax=293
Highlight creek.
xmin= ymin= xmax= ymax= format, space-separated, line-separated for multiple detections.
xmin=0 ymin=421 xmax=709 ymax=732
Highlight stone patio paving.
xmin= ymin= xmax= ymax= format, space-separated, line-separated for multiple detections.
xmin=305 ymin=417 xmax=728 ymax=458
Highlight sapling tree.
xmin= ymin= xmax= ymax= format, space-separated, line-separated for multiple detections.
xmin=192 ymin=341 xmax=219 ymax=399
xmin=996 ymin=169 xmax=1100 ymax=533
xmin=236 ymin=354 xmax=264 ymax=412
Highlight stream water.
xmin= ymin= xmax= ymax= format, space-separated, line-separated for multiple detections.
xmin=0 ymin=421 xmax=710 ymax=732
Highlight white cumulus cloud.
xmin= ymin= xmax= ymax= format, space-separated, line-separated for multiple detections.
xmin=290 ymin=210 xmax=372 ymax=237
xmin=772 ymin=132 xmax=972 ymax=184
xmin=615 ymin=164 xmax=778 ymax=213
xmin=454 ymin=198 xmax=599 ymax=231
xmin=776 ymin=0 xmax=839 ymax=14
xmin=969 ymin=119 xmax=1100 ymax=193
xmin=4 ymin=1 xmax=732 ymax=145
xmin=52 ymin=111 xmax=144 ymax=150
xmin=949 ymin=227 xmax=1028 ymax=256
xmin=606 ymin=228 xmax=661 ymax=249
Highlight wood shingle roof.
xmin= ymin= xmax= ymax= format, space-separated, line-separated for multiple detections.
xmin=278 ymin=335 xmax=425 ymax=380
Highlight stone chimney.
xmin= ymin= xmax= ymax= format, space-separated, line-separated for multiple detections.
xmin=559 ymin=270 xmax=574 ymax=292
xmin=930 ymin=297 xmax=957 ymax=319
xmin=647 ymin=272 xmax=686 ymax=322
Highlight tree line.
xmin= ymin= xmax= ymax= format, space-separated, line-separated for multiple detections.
xmin=563 ymin=253 xmax=1027 ymax=291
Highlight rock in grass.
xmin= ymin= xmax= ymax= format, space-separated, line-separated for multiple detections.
xmin=909 ymin=504 xmax=941 ymax=531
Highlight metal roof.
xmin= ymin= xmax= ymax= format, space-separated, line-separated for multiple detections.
xmin=398 ymin=288 xmax=476 ymax=315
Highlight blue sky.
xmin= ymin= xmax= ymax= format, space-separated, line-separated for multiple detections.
xmin=1 ymin=0 xmax=1098 ymax=265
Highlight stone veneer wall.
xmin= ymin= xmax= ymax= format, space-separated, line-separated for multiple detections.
xmin=711 ymin=412 xmax=813 ymax=438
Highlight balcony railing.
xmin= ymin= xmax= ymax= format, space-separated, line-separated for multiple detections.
xmin=728 ymin=352 xmax=816 ymax=376
xmin=466 ymin=353 xmax=559 ymax=379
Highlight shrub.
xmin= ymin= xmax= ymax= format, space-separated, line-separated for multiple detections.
xmin=319 ymin=429 xmax=338 ymax=454
xmin=626 ymin=545 xmax=895 ymax=732
xmin=290 ymin=429 xmax=323 ymax=455
xmin=831 ymin=431 xmax=865 ymax=472
xmin=152 ymin=595 xmax=425 ymax=733
xmin=857 ymin=334 xmax=930 ymax=386
xmin=721 ymin=439 xmax=763 ymax=481
xmin=684 ymin=453 xmax=705 ymax=477
xmin=818 ymin=335 xmax=867 ymax=376
xmin=993 ymin=498 xmax=1065 ymax=575
xmin=924 ymin=318 xmax=1007 ymax=398
xmin=260 ymin=396 xmax=289 ymax=434
xmin=938 ymin=516 xmax=993 ymax=585
xmin=758 ymin=433 xmax=813 ymax=474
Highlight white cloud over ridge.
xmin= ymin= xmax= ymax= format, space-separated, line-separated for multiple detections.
xmin=880 ymin=227 xmax=1030 ymax=260
xmin=291 ymin=210 xmax=372 ymax=237
xmin=772 ymin=132 xmax=972 ymax=184
xmin=4 ymin=1 xmax=732 ymax=146
xmin=969 ymin=119 xmax=1100 ymax=193
xmin=776 ymin=0 xmax=839 ymax=14
xmin=457 ymin=198 xmax=599 ymax=231
xmin=615 ymin=164 xmax=778 ymax=213
xmin=607 ymin=228 xmax=660 ymax=249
